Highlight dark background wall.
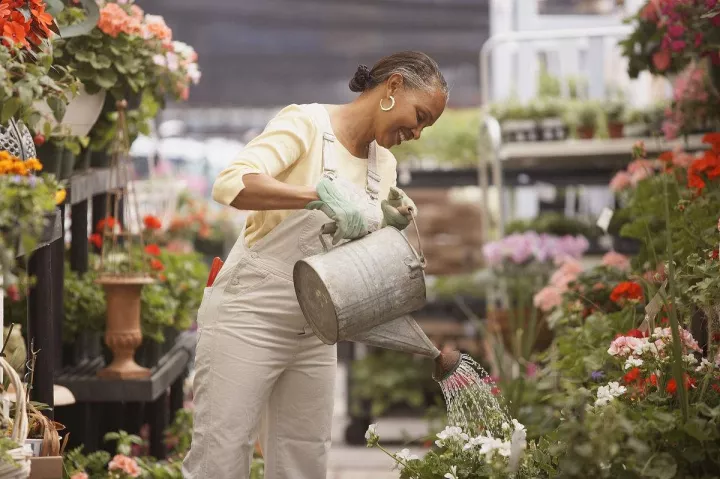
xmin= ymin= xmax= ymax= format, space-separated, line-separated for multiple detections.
xmin=138 ymin=0 xmax=491 ymax=108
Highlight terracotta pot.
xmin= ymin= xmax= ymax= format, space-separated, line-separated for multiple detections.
xmin=608 ymin=122 xmax=625 ymax=139
xmin=577 ymin=126 xmax=595 ymax=139
xmin=486 ymin=308 xmax=553 ymax=355
xmin=96 ymin=276 xmax=155 ymax=379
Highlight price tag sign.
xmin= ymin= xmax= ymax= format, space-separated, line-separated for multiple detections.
xmin=596 ymin=207 xmax=614 ymax=234
xmin=639 ymin=281 xmax=667 ymax=333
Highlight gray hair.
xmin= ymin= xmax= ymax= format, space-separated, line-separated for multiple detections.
xmin=349 ymin=51 xmax=448 ymax=96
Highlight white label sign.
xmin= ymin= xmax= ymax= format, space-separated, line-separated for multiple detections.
xmin=596 ymin=207 xmax=614 ymax=233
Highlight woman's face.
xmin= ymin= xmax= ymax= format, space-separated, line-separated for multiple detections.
xmin=374 ymin=74 xmax=447 ymax=149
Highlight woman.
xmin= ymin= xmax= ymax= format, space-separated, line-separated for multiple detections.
xmin=183 ymin=51 xmax=448 ymax=479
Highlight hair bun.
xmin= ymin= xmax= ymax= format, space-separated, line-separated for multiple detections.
xmin=349 ymin=64 xmax=372 ymax=92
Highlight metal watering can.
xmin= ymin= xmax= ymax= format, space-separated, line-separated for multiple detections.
xmin=293 ymin=207 xmax=461 ymax=379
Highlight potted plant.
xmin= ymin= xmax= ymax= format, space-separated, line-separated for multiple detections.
xmin=574 ymin=101 xmax=601 ymax=139
xmin=491 ymin=98 xmax=538 ymax=143
xmin=604 ymin=100 xmax=626 ymax=139
xmin=532 ymin=97 xmax=569 ymax=142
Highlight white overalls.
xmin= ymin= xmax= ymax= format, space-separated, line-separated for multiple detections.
xmin=182 ymin=119 xmax=384 ymax=479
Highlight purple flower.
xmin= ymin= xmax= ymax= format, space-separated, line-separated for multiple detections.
xmin=591 ymin=371 xmax=605 ymax=381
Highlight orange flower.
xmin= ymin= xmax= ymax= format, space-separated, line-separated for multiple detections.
xmin=24 ymin=158 xmax=42 ymax=171
xmin=150 ymin=259 xmax=164 ymax=271
xmin=3 ymin=21 xmax=29 ymax=48
xmin=89 ymin=234 xmax=103 ymax=249
xmin=143 ymin=215 xmax=162 ymax=230
xmin=623 ymin=367 xmax=641 ymax=385
xmin=665 ymin=374 xmax=697 ymax=395
xmin=144 ymin=243 xmax=161 ymax=256
xmin=30 ymin=4 xmax=53 ymax=35
xmin=108 ymin=455 xmax=140 ymax=478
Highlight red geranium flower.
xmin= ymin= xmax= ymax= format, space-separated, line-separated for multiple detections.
xmin=150 ymin=259 xmax=165 ymax=271
xmin=666 ymin=374 xmax=696 ymax=394
xmin=6 ymin=284 xmax=20 ymax=302
xmin=89 ymin=233 xmax=103 ymax=249
xmin=143 ymin=215 xmax=162 ymax=230
xmin=610 ymin=281 xmax=644 ymax=303
xmin=623 ymin=367 xmax=641 ymax=385
xmin=144 ymin=244 xmax=161 ymax=256
xmin=626 ymin=329 xmax=647 ymax=338
xmin=96 ymin=216 xmax=119 ymax=233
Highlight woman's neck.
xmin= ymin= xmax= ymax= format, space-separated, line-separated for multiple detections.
xmin=327 ymin=96 xmax=376 ymax=158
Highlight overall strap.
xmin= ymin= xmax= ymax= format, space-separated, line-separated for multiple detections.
xmin=366 ymin=142 xmax=381 ymax=201
xmin=322 ymin=132 xmax=338 ymax=176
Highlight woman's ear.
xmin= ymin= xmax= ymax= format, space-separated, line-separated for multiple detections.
xmin=386 ymin=73 xmax=404 ymax=97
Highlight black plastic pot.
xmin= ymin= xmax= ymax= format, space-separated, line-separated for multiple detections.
xmin=59 ymin=148 xmax=76 ymax=180
xmin=35 ymin=143 xmax=62 ymax=178
xmin=74 ymin=147 xmax=92 ymax=172
xmin=89 ymin=150 xmax=111 ymax=168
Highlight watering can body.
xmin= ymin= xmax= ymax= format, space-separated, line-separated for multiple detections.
xmin=293 ymin=219 xmax=440 ymax=358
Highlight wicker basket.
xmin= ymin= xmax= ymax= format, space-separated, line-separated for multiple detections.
xmin=0 ymin=357 xmax=31 ymax=479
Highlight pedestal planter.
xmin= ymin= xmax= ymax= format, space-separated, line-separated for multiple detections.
xmin=96 ymin=276 xmax=155 ymax=379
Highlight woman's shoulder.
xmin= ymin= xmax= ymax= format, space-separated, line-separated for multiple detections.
xmin=270 ymin=103 xmax=327 ymax=126
xmin=375 ymin=144 xmax=398 ymax=171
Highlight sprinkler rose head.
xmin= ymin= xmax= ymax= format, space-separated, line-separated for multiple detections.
xmin=433 ymin=349 xmax=462 ymax=381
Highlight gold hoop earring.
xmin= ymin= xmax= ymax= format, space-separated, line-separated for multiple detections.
xmin=380 ymin=96 xmax=395 ymax=112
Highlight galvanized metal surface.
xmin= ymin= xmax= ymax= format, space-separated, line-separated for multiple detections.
xmin=294 ymin=226 xmax=427 ymax=347
xmin=0 ymin=118 xmax=36 ymax=160
xmin=351 ymin=314 xmax=440 ymax=358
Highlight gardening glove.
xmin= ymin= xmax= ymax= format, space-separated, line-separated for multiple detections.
xmin=306 ymin=177 xmax=368 ymax=245
xmin=381 ymin=186 xmax=417 ymax=230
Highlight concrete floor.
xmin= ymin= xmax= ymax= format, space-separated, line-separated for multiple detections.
xmin=328 ymin=364 xmax=430 ymax=478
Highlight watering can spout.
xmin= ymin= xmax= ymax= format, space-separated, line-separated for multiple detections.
xmin=349 ymin=315 xmax=440 ymax=358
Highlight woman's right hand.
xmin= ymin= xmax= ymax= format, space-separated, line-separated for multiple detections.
xmin=305 ymin=177 xmax=368 ymax=245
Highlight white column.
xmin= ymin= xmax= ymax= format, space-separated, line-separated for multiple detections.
xmin=489 ymin=0 xmax=516 ymax=102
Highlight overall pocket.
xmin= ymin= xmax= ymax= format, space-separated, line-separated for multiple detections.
xmin=223 ymin=258 xmax=272 ymax=298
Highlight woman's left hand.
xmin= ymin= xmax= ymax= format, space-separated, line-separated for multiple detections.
xmin=381 ymin=186 xmax=417 ymax=230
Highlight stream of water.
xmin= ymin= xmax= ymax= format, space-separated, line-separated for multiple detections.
xmin=436 ymin=354 xmax=511 ymax=437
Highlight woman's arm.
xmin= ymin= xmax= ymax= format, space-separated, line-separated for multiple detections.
xmin=228 ymin=173 xmax=319 ymax=211
xmin=212 ymin=105 xmax=317 ymax=209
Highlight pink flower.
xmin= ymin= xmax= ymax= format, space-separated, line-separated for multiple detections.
xmin=679 ymin=328 xmax=702 ymax=352
xmin=108 ymin=455 xmax=141 ymax=478
xmin=608 ymin=336 xmax=646 ymax=357
xmin=668 ymin=24 xmax=685 ymax=38
xmin=671 ymin=146 xmax=695 ymax=168
xmin=610 ymin=171 xmax=631 ymax=192
xmin=533 ymin=286 xmax=563 ymax=312
xmin=602 ymin=251 xmax=630 ymax=271
xmin=670 ymin=40 xmax=686 ymax=52
xmin=627 ymin=159 xmax=654 ymax=175
xmin=694 ymin=32 xmax=704 ymax=48
xmin=653 ymin=49 xmax=671 ymax=72
xmin=70 ymin=474 xmax=89 ymax=479
xmin=662 ymin=119 xmax=680 ymax=140
xmin=630 ymin=167 xmax=651 ymax=186
xmin=639 ymin=0 xmax=660 ymax=22
xmin=708 ymin=0 xmax=718 ymax=8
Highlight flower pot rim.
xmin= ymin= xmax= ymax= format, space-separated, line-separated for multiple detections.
xmin=95 ymin=275 xmax=155 ymax=286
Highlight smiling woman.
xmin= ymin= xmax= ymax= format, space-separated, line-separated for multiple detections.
xmin=183 ymin=51 xmax=448 ymax=479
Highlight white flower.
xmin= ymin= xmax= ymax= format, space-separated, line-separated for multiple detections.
xmin=152 ymin=54 xmax=166 ymax=67
xmin=696 ymin=357 xmax=715 ymax=372
xmin=166 ymin=52 xmax=179 ymax=72
xmin=511 ymin=419 xmax=526 ymax=433
xmin=435 ymin=426 xmax=469 ymax=447
xmin=595 ymin=381 xmax=626 ymax=407
xmin=624 ymin=356 xmax=644 ymax=369
xmin=186 ymin=63 xmax=202 ymax=84
xmin=444 ymin=465 xmax=458 ymax=479
xmin=365 ymin=424 xmax=379 ymax=446
xmin=394 ymin=448 xmax=418 ymax=462
xmin=683 ymin=354 xmax=698 ymax=365
xmin=501 ymin=422 xmax=510 ymax=431
xmin=509 ymin=427 xmax=527 ymax=472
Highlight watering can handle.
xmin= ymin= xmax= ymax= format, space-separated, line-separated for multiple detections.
xmin=319 ymin=206 xmax=426 ymax=269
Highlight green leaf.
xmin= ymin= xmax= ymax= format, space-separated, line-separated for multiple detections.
xmin=683 ymin=418 xmax=711 ymax=441
xmin=74 ymin=50 xmax=96 ymax=63
xmin=90 ymin=54 xmax=112 ymax=70
xmin=1 ymin=97 xmax=21 ymax=123
xmin=46 ymin=96 xmax=66 ymax=123
xmin=642 ymin=453 xmax=677 ymax=479
xmin=94 ymin=69 xmax=118 ymax=90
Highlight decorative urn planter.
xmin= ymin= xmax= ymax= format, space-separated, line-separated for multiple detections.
xmin=96 ymin=275 xmax=155 ymax=379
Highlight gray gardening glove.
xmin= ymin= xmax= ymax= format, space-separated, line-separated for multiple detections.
xmin=381 ymin=186 xmax=417 ymax=230
xmin=306 ymin=177 xmax=368 ymax=245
